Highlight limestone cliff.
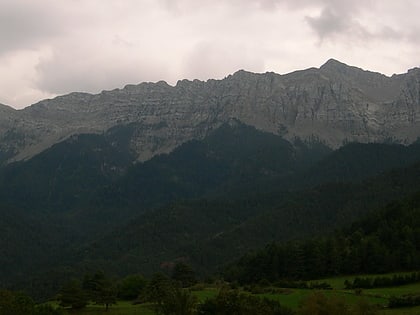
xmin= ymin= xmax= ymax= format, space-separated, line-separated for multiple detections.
xmin=1 ymin=59 xmax=419 ymax=163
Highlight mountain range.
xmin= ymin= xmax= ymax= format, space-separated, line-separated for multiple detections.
xmin=1 ymin=59 xmax=420 ymax=165
xmin=1 ymin=59 xmax=420 ymax=299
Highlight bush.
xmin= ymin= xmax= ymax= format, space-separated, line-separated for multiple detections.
xmin=190 ymin=283 xmax=206 ymax=291
xmin=274 ymin=280 xmax=308 ymax=289
xmin=308 ymin=282 xmax=332 ymax=290
xmin=34 ymin=304 xmax=63 ymax=315
xmin=197 ymin=288 xmax=294 ymax=315
xmin=389 ymin=294 xmax=420 ymax=308
xmin=0 ymin=290 xmax=63 ymax=315
xmin=118 ymin=274 xmax=147 ymax=300
xmin=57 ymin=280 xmax=88 ymax=310
xmin=345 ymin=273 xmax=420 ymax=289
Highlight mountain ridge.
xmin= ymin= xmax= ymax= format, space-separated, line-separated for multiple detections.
xmin=1 ymin=59 xmax=420 ymax=164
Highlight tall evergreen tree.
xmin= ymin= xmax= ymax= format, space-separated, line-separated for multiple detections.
xmin=57 ymin=280 xmax=87 ymax=310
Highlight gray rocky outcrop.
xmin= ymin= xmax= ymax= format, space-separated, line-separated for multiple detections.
xmin=1 ymin=59 xmax=419 ymax=164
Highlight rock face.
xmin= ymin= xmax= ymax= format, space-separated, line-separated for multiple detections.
xmin=1 ymin=59 xmax=420 ymax=164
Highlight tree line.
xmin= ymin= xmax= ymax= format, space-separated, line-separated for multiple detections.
xmin=224 ymin=193 xmax=420 ymax=284
xmin=344 ymin=272 xmax=420 ymax=289
xmin=0 ymin=290 xmax=62 ymax=315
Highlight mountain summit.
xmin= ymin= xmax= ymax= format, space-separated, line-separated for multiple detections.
xmin=1 ymin=59 xmax=420 ymax=164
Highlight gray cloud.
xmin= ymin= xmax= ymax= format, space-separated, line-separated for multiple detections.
xmin=183 ymin=41 xmax=265 ymax=81
xmin=0 ymin=0 xmax=419 ymax=108
xmin=306 ymin=7 xmax=350 ymax=39
xmin=377 ymin=26 xmax=403 ymax=41
xmin=35 ymin=44 xmax=169 ymax=95
xmin=303 ymin=0 xmax=420 ymax=44
xmin=0 ymin=1 xmax=61 ymax=54
xmin=303 ymin=0 xmax=374 ymax=41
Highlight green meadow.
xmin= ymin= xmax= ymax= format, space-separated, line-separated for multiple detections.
xmin=51 ymin=272 xmax=420 ymax=314
xmin=56 ymin=290 xmax=219 ymax=315
xmin=57 ymin=301 xmax=153 ymax=315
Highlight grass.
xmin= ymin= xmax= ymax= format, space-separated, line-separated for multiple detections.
xmin=54 ymin=300 xmax=154 ymax=315
xmin=256 ymin=289 xmax=308 ymax=309
xmin=315 ymin=272 xmax=420 ymax=290
xmin=50 ymin=293 xmax=420 ymax=315
xmin=257 ymin=288 xmax=388 ymax=309
xmin=48 ymin=273 xmax=420 ymax=314
xmin=363 ymin=282 xmax=420 ymax=298
xmin=192 ymin=287 xmax=218 ymax=300
xmin=55 ymin=289 xmax=219 ymax=315
xmin=382 ymin=306 xmax=420 ymax=315
xmin=297 ymin=272 xmax=420 ymax=314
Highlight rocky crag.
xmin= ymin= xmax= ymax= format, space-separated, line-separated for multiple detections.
xmin=1 ymin=59 xmax=419 ymax=164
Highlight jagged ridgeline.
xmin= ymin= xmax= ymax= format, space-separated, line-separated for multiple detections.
xmin=1 ymin=60 xmax=420 ymax=300
xmin=1 ymin=59 xmax=420 ymax=166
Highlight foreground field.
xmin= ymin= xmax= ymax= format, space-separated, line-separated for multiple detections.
xmin=313 ymin=273 xmax=420 ymax=315
xmin=257 ymin=288 xmax=388 ymax=309
xmin=58 ymin=301 xmax=153 ymax=315
xmin=54 ymin=273 xmax=420 ymax=315
xmin=248 ymin=273 xmax=420 ymax=314
xmin=57 ymin=290 xmax=219 ymax=315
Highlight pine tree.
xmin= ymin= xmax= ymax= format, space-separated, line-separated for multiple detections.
xmin=58 ymin=280 xmax=87 ymax=310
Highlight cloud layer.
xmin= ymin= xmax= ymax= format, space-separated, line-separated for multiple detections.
xmin=0 ymin=0 xmax=419 ymax=108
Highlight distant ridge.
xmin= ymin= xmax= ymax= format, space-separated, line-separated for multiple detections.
xmin=0 ymin=59 xmax=420 ymax=164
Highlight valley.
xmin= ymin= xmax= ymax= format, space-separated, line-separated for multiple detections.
xmin=1 ymin=61 xmax=420 ymax=314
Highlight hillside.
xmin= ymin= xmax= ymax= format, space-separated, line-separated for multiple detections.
xmin=2 ymin=1 xmax=420 ymax=311
xmin=2 ymin=121 xmax=420 ymax=298
xmin=224 ymin=191 xmax=420 ymax=284
xmin=72 ymin=159 xmax=420 ymax=279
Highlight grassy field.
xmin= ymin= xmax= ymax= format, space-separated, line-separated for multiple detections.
xmin=51 ymin=273 xmax=420 ymax=314
xmin=257 ymin=288 xmax=388 ymax=309
xmin=58 ymin=301 xmax=154 ymax=315
xmin=315 ymin=272 xmax=420 ymax=290
xmin=306 ymin=273 xmax=420 ymax=315
xmin=381 ymin=306 xmax=420 ymax=315
xmin=55 ymin=290 xmax=219 ymax=314
xmin=191 ymin=287 xmax=218 ymax=300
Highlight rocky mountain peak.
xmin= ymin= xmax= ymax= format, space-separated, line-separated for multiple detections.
xmin=320 ymin=58 xmax=386 ymax=79
xmin=320 ymin=58 xmax=349 ymax=70
xmin=406 ymin=67 xmax=420 ymax=76
xmin=0 ymin=59 xmax=420 ymax=165
xmin=230 ymin=69 xmax=257 ymax=77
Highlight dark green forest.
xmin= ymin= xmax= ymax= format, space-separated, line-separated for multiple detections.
xmin=1 ymin=121 xmax=420 ymax=307
xmin=223 ymin=192 xmax=420 ymax=284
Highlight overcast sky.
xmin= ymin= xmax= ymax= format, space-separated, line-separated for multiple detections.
xmin=1 ymin=0 xmax=419 ymax=109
